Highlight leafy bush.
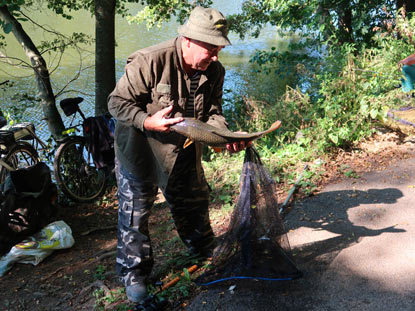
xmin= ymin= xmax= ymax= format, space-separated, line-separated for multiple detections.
xmin=205 ymin=10 xmax=415 ymax=201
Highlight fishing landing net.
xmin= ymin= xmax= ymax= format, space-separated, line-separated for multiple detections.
xmin=196 ymin=147 xmax=302 ymax=286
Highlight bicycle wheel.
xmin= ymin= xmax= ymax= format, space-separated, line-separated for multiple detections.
xmin=0 ymin=141 xmax=40 ymax=184
xmin=53 ymin=136 xmax=107 ymax=202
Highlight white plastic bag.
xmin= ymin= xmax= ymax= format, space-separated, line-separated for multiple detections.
xmin=0 ymin=220 xmax=75 ymax=277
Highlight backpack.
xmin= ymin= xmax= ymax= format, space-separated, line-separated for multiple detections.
xmin=0 ymin=162 xmax=57 ymax=256
xmin=83 ymin=115 xmax=115 ymax=170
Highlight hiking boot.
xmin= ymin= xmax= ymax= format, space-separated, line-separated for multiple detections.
xmin=126 ymin=283 xmax=147 ymax=303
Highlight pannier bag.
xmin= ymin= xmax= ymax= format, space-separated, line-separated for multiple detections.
xmin=83 ymin=115 xmax=115 ymax=169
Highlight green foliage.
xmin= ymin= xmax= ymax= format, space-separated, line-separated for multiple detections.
xmin=1 ymin=110 xmax=14 ymax=125
xmin=43 ymin=0 xmax=211 ymax=21
xmin=93 ymin=287 xmax=127 ymax=310
xmin=205 ymin=1 xmax=415 ymax=206
xmin=38 ymin=32 xmax=94 ymax=54
xmin=0 ymin=0 xmax=27 ymax=12
xmin=0 ymin=0 xmax=29 ymax=36
xmin=45 ymin=0 xmax=142 ymax=18
xmin=93 ymin=264 xmax=107 ymax=280
xmin=228 ymin=0 xmax=397 ymax=48
xmin=126 ymin=0 xmax=213 ymax=29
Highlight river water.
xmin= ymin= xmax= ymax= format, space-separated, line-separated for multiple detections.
xmin=0 ymin=1 xmax=293 ymax=138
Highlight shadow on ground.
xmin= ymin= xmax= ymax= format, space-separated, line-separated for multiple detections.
xmin=187 ymin=183 xmax=414 ymax=311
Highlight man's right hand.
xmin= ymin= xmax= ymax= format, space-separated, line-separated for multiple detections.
xmin=143 ymin=105 xmax=183 ymax=132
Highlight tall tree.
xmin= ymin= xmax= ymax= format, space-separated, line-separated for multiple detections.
xmin=397 ymin=0 xmax=415 ymax=15
xmin=95 ymin=0 xmax=115 ymax=116
xmin=0 ymin=4 xmax=65 ymax=137
xmin=336 ymin=0 xmax=353 ymax=44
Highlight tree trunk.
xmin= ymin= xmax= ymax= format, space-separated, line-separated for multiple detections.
xmin=336 ymin=1 xmax=354 ymax=44
xmin=0 ymin=6 xmax=65 ymax=138
xmin=95 ymin=0 xmax=116 ymax=116
xmin=396 ymin=0 xmax=415 ymax=15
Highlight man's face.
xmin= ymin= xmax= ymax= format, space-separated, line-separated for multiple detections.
xmin=186 ymin=39 xmax=224 ymax=71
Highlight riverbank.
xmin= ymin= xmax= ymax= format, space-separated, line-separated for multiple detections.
xmin=0 ymin=124 xmax=413 ymax=311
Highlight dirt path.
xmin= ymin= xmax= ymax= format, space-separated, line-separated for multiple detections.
xmin=187 ymin=134 xmax=415 ymax=311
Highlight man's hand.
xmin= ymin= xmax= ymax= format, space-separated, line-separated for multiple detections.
xmin=143 ymin=106 xmax=183 ymax=132
xmin=398 ymin=54 xmax=415 ymax=68
xmin=225 ymin=132 xmax=253 ymax=153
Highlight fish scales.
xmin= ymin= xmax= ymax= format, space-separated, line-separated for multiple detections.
xmin=170 ymin=118 xmax=281 ymax=147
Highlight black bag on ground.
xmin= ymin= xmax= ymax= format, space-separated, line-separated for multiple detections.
xmin=0 ymin=162 xmax=57 ymax=256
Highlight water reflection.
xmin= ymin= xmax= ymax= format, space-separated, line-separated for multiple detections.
xmin=0 ymin=1 xmax=294 ymax=139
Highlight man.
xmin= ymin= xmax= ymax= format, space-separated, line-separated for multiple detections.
xmin=399 ymin=54 xmax=415 ymax=93
xmin=108 ymin=6 xmax=247 ymax=303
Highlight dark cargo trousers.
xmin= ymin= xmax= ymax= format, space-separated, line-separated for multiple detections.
xmin=115 ymin=145 xmax=215 ymax=287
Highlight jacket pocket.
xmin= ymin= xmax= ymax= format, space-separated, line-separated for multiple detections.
xmin=148 ymin=91 xmax=176 ymax=116
xmin=158 ymin=94 xmax=174 ymax=108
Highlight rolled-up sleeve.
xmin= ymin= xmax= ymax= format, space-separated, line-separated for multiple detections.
xmin=108 ymin=55 xmax=152 ymax=131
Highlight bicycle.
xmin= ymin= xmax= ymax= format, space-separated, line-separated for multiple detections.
xmin=0 ymin=98 xmax=113 ymax=203
xmin=52 ymin=97 xmax=112 ymax=203
xmin=0 ymin=122 xmax=45 ymax=184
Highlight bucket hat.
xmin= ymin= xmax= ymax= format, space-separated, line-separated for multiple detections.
xmin=178 ymin=6 xmax=231 ymax=46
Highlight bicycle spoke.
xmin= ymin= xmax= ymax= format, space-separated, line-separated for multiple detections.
xmin=54 ymin=137 xmax=106 ymax=202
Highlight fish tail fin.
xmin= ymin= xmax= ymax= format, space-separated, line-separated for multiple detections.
xmin=264 ymin=120 xmax=282 ymax=134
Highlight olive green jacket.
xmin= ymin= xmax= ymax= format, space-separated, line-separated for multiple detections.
xmin=108 ymin=37 xmax=227 ymax=189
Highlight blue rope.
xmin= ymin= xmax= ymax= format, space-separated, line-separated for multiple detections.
xmin=198 ymin=276 xmax=295 ymax=286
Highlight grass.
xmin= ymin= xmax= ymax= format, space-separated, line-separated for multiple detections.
xmin=93 ymin=287 xmax=128 ymax=311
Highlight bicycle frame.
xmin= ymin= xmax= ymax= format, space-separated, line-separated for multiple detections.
xmin=53 ymin=97 xmax=110 ymax=202
xmin=56 ymin=97 xmax=87 ymax=142
xmin=0 ymin=125 xmax=41 ymax=182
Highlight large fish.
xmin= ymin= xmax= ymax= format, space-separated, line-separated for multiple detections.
xmin=170 ymin=118 xmax=282 ymax=149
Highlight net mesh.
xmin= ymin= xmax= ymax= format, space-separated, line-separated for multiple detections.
xmin=197 ymin=147 xmax=302 ymax=285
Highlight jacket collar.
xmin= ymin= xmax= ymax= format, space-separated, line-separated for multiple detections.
xmin=176 ymin=36 xmax=185 ymax=76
